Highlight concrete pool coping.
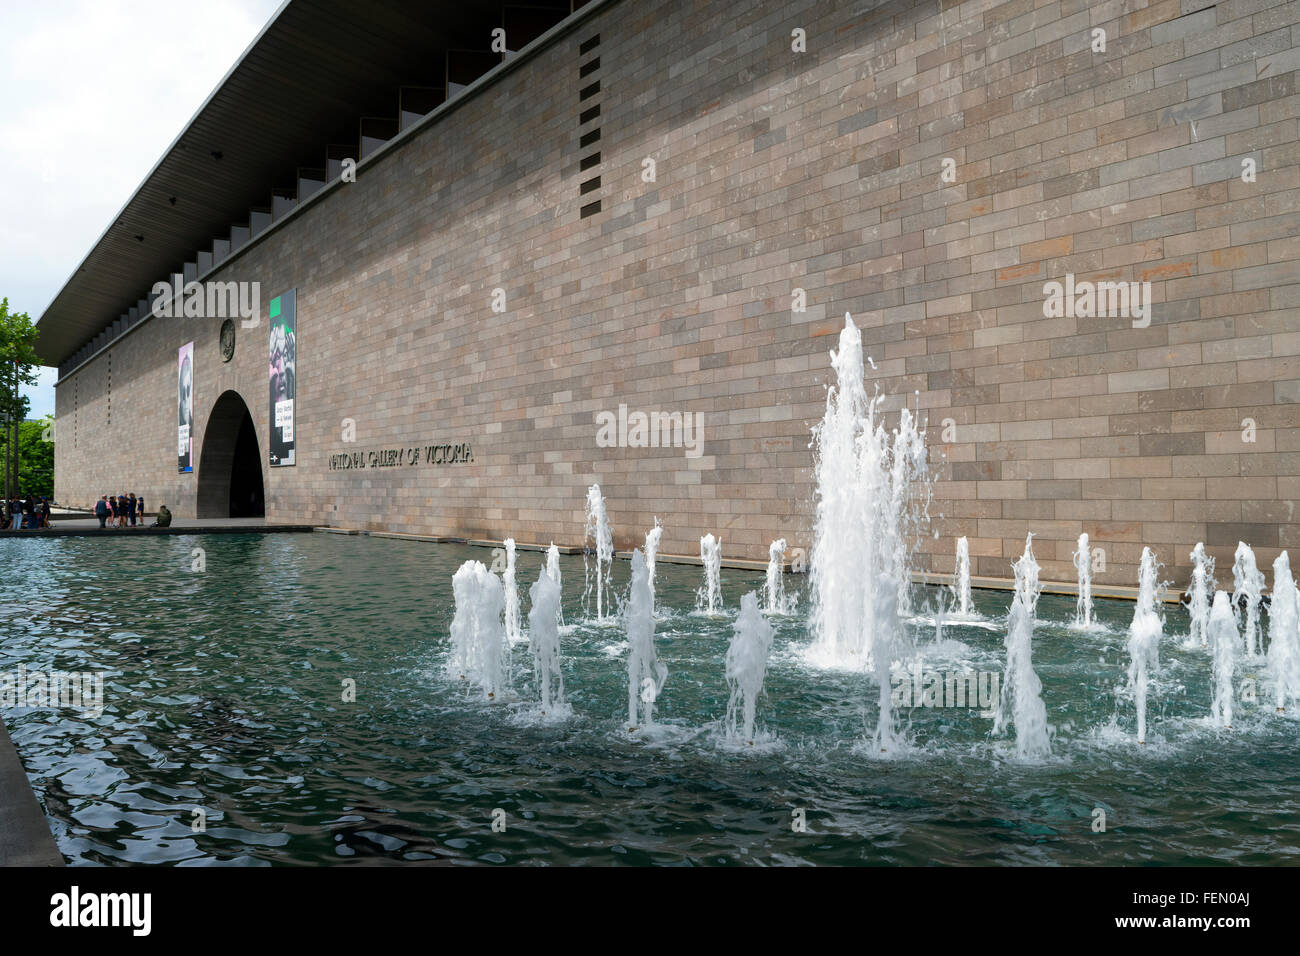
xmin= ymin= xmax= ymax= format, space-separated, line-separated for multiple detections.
xmin=0 ymin=715 xmax=63 ymax=866
xmin=2 ymin=519 xmax=316 ymax=538
xmin=310 ymin=528 xmax=1185 ymax=602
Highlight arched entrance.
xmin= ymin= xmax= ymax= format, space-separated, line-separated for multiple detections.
xmin=197 ymin=390 xmax=266 ymax=518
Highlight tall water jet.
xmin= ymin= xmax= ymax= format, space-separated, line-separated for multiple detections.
xmin=1268 ymin=552 xmax=1300 ymax=713
xmin=953 ymin=536 xmax=973 ymax=617
xmin=764 ymin=538 xmax=792 ymax=615
xmin=545 ymin=543 xmax=564 ymax=627
xmin=1233 ymin=542 xmax=1265 ymax=658
xmin=1126 ymin=547 xmax=1163 ymax=744
xmin=502 ymin=538 xmax=522 ymax=644
xmin=993 ymin=535 xmax=1051 ymax=759
xmin=1187 ymin=542 xmax=1215 ymax=648
xmin=448 ymin=561 xmax=509 ymax=699
xmin=697 ymin=533 xmax=723 ymax=615
xmin=625 ymin=549 xmax=667 ymax=730
xmin=1209 ymin=590 xmax=1237 ymax=728
xmin=583 ymin=483 xmax=614 ymax=622
xmin=808 ymin=314 xmax=929 ymax=669
xmin=724 ymin=592 xmax=774 ymax=743
xmin=644 ymin=518 xmax=663 ymax=615
xmin=1072 ymin=533 xmax=1093 ymax=629
xmin=527 ymin=565 xmax=566 ymax=715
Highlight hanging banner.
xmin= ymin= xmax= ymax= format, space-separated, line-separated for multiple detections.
xmin=269 ymin=289 xmax=296 ymax=466
xmin=178 ymin=341 xmax=194 ymax=473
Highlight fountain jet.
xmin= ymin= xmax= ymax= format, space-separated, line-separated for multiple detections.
xmin=644 ymin=519 xmax=663 ymax=615
xmin=953 ymin=536 xmax=974 ymax=618
xmin=626 ymin=549 xmax=667 ymax=730
xmin=1126 ymin=547 xmax=1163 ymax=744
xmin=808 ymin=314 xmax=929 ymax=670
xmin=764 ymin=538 xmax=793 ymax=615
xmin=1187 ymin=542 xmax=1215 ymax=649
xmin=528 ymin=565 xmax=567 ymax=715
xmin=697 ymin=533 xmax=723 ymax=615
xmin=583 ymin=484 xmax=614 ymax=622
xmin=1209 ymin=590 xmax=1237 ymax=728
xmin=448 ymin=561 xmax=509 ymax=699
xmin=725 ymin=592 xmax=774 ymax=743
xmin=1268 ymin=552 xmax=1300 ymax=713
xmin=1233 ymin=542 xmax=1265 ymax=658
xmin=502 ymin=538 xmax=522 ymax=644
xmin=993 ymin=535 xmax=1051 ymax=759
xmin=545 ymin=543 xmax=564 ymax=628
xmin=1072 ymin=533 xmax=1093 ymax=629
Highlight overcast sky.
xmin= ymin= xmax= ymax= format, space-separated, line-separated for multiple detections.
xmin=0 ymin=0 xmax=284 ymax=419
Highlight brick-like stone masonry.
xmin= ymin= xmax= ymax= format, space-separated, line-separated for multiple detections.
xmin=54 ymin=0 xmax=1300 ymax=590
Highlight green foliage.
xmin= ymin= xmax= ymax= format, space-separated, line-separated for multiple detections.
xmin=1 ymin=297 xmax=43 ymax=497
xmin=17 ymin=417 xmax=54 ymax=497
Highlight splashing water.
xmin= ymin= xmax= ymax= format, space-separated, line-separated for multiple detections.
xmin=697 ymin=533 xmax=723 ymax=615
xmin=1233 ymin=541 xmax=1265 ymax=658
xmin=953 ymin=536 xmax=973 ymax=617
xmin=764 ymin=538 xmax=794 ymax=615
xmin=545 ymin=543 xmax=564 ymax=628
xmin=1073 ymin=533 xmax=1093 ymax=629
xmin=583 ymin=484 xmax=614 ymax=622
xmin=1126 ymin=547 xmax=1163 ymax=744
xmin=502 ymin=538 xmax=522 ymax=644
xmin=993 ymin=535 xmax=1051 ymax=759
xmin=1209 ymin=590 xmax=1237 ymax=728
xmin=527 ymin=565 xmax=568 ymax=716
xmin=724 ymin=592 xmax=774 ymax=743
xmin=1268 ymin=552 xmax=1300 ymax=713
xmin=644 ymin=519 xmax=663 ymax=615
xmin=448 ymin=561 xmax=509 ymax=699
xmin=808 ymin=314 xmax=929 ymax=670
xmin=1187 ymin=542 xmax=1215 ymax=649
xmin=626 ymin=549 xmax=667 ymax=730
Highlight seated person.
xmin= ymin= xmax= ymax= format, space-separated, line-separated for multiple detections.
xmin=151 ymin=504 xmax=172 ymax=528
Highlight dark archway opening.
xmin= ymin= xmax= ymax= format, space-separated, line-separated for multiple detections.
xmin=198 ymin=391 xmax=265 ymax=518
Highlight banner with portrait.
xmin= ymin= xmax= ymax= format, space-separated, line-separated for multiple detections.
xmin=178 ymin=341 xmax=194 ymax=473
xmin=269 ymin=289 xmax=296 ymax=466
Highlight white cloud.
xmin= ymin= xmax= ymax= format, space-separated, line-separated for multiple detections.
xmin=0 ymin=0 xmax=283 ymax=417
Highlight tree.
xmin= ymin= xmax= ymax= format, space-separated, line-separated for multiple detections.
xmin=0 ymin=298 xmax=41 ymax=498
xmin=18 ymin=418 xmax=54 ymax=498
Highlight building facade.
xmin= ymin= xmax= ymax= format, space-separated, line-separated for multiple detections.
xmin=44 ymin=0 xmax=1300 ymax=586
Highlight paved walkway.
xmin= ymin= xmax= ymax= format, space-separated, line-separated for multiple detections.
xmin=2 ymin=517 xmax=314 ymax=538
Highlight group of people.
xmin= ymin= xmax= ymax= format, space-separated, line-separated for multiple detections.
xmin=3 ymin=495 xmax=52 ymax=530
xmin=95 ymin=493 xmax=147 ymax=529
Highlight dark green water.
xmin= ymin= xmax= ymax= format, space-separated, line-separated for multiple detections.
xmin=1 ymin=533 xmax=1297 ymax=865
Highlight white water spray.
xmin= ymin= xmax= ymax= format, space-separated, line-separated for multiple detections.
xmin=1268 ymin=552 xmax=1300 ymax=713
xmin=993 ymin=535 xmax=1051 ymax=759
xmin=584 ymin=483 xmax=614 ymax=622
xmin=644 ymin=519 xmax=663 ymax=615
xmin=502 ymin=538 xmax=522 ymax=644
xmin=527 ymin=565 xmax=567 ymax=715
xmin=953 ymin=536 xmax=973 ymax=617
xmin=724 ymin=592 xmax=774 ymax=743
xmin=1233 ymin=541 xmax=1265 ymax=658
xmin=1209 ymin=590 xmax=1237 ymax=728
xmin=626 ymin=549 xmax=666 ymax=729
xmin=448 ymin=560 xmax=509 ymax=699
xmin=1126 ymin=547 xmax=1163 ymax=744
xmin=808 ymin=314 xmax=929 ymax=670
xmin=1072 ymin=533 xmax=1093 ymax=629
xmin=545 ymin=543 xmax=564 ymax=628
xmin=697 ymin=533 xmax=723 ymax=615
xmin=764 ymin=538 xmax=794 ymax=615
xmin=1187 ymin=542 xmax=1215 ymax=648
